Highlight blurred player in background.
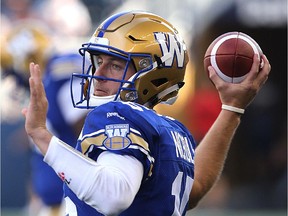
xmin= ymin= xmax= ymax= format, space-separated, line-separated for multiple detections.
xmin=22 ymin=11 xmax=271 ymax=215
xmin=1 ymin=20 xmax=89 ymax=216
xmin=1 ymin=1 xmax=92 ymax=215
xmin=30 ymin=52 xmax=88 ymax=216
xmin=1 ymin=20 xmax=51 ymax=123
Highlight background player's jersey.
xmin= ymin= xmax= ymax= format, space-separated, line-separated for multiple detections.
xmin=64 ymin=101 xmax=196 ymax=216
xmin=31 ymin=53 xmax=86 ymax=205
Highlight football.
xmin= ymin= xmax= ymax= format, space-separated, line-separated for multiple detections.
xmin=204 ymin=32 xmax=263 ymax=83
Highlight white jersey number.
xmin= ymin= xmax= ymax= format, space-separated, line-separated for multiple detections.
xmin=65 ymin=197 xmax=78 ymax=216
xmin=172 ymin=172 xmax=194 ymax=216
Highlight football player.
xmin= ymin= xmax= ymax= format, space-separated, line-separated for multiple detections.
xmin=30 ymin=52 xmax=88 ymax=215
xmin=1 ymin=20 xmax=87 ymax=216
xmin=22 ymin=11 xmax=271 ymax=216
xmin=1 ymin=20 xmax=51 ymax=123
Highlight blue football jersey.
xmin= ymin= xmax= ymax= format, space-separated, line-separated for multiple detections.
xmin=31 ymin=53 xmax=85 ymax=205
xmin=64 ymin=101 xmax=195 ymax=215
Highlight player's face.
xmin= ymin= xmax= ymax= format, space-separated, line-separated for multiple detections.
xmin=92 ymin=54 xmax=135 ymax=96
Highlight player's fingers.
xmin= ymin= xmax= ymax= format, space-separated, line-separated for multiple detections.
xmin=30 ymin=62 xmax=36 ymax=81
xmin=243 ymin=54 xmax=261 ymax=83
xmin=30 ymin=62 xmax=46 ymax=98
xmin=29 ymin=62 xmax=37 ymax=100
xmin=29 ymin=76 xmax=40 ymax=113
xmin=21 ymin=108 xmax=28 ymax=117
xmin=255 ymin=55 xmax=271 ymax=87
xmin=29 ymin=63 xmax=42 ymax=105
xmin=208 ymin=66 xmax=226 ymax=90
xmin=30 ymin=62 xmax=42 ymax=84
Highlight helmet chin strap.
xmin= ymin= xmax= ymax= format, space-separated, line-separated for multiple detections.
xmin=88 ymin=94 xmax=121 ymax=107
xmin=81 ymin=75 xmax=121 ymax=108
xmin=161 ymin=95 xmax=178 ymax=105
xmin=77 ymin=94 xmax=121 ymax=108
xmin=143 ymin=83 xmax=181 ymax=107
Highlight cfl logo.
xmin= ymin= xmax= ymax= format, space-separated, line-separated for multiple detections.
xmin=103 ymin=124 xmax=131 ymax=150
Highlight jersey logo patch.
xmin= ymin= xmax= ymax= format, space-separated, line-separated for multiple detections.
xmin=103 ymin=124 xmax=130 ymax=150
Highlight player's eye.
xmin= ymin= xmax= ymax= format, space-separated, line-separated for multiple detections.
xmin=97 ymin=58 xmax=103 ymax=66
xmin=91 ymin=55 xmax=103 ymax=68
xmin=111 ymin=63 xmax=122 ymax=71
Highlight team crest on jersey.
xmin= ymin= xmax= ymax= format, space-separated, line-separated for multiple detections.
xmin=154 ymin=32 xmax=185 ymax=68
xmin=103 ymin=124 xmax=131 ymax=150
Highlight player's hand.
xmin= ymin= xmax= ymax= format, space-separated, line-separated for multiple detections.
xmin=22 ymin=62 xmax=52 ymax=154
xmin=208 ymin=54 xmax=271 ymax=109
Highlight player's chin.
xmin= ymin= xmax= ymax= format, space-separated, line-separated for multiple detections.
xmin=93 ymin=90 xmax=109 ymax=96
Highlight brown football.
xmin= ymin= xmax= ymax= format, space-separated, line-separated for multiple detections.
xmin=204 ymin=32 xmax=263 ymax=83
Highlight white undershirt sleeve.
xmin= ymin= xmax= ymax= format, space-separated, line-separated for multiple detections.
xmin=44 ymin=136 xmax=144 ymax=216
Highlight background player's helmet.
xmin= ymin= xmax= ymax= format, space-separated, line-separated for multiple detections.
xmin=1 ymin=20 xmax=52 ymax=87
xmin=71 ymin=11 xmax=189 ymax=109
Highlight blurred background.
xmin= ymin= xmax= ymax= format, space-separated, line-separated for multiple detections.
xmin=1 ymin=0 xmax=286 ymax=215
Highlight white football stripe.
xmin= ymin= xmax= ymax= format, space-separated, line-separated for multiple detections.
xmin=210 ymin=33 xmax=260 ymax=83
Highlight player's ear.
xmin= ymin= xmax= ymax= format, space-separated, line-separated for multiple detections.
xmin=243 ymin=54 xmax=261 ymax=83
xmin=83 ymin=78 xmax=89 ymax=98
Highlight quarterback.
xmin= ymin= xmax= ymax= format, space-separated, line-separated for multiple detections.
xmin=22 ymin=11 xmax=270 ymax=215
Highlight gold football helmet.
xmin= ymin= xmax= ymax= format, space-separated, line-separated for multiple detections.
xmin=72 ymin=11 xmax=189 ymax=108
xmin=1 ymin=20 xmax=51 ymax=86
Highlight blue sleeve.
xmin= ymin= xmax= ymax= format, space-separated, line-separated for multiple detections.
xmin=76 ymin=101 xmax=159 ymax=179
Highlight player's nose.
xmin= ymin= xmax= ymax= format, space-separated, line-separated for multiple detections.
xmin=94 ymin=64 xmax=106 ymax=81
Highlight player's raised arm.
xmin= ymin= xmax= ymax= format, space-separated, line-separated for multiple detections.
xmin=188 ymin=54 xmax=271 ymax=209
xmin=22 ymin=62 xmax=53 ymax=154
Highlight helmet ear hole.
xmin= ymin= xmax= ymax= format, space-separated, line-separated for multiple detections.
xmin=143 ymin=89 xmax=149 ymax=95
xmin=151 ymin=78 xmax=168 ymax=87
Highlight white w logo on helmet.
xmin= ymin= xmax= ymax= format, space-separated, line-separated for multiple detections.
xmin=155 ymin=32 xmax=185 ymax=68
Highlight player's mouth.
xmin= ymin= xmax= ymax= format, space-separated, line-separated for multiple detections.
xmin=94 ymin=88 xmax=109 ymax=96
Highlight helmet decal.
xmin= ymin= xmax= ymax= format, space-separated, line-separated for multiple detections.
xmin=154 ymin=32 xmax=185 ymax=68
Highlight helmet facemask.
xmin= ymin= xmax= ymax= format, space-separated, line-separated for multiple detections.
xmin=70 ymin=42 xmax=155 ymax=109
xmin=70 ymin=11 xmax=188 ymax=109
